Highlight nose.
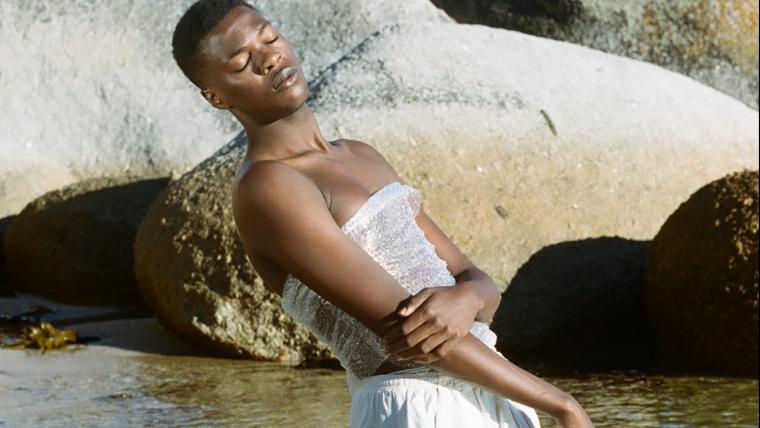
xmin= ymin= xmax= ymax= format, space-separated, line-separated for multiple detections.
xmin=257 ymin=50 xmax=281 ymax=76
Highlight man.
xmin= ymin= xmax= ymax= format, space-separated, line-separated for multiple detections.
xmin=171 ymin=1 xmax=591 ymax=426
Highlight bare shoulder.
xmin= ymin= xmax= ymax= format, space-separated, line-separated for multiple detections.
xmin=342 ymin=139 xmax=388 ymax=162
xmin=341 ymin=139 xmax=402 ymax=179
xmin=233 ymin=159 xmax=310 ymax=204
xmin=232 ymin=160 xmax=325 ymax=238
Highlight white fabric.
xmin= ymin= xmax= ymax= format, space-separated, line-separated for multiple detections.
xmin=350 ymin=362 xmax=542 ymax=428
xmin=280 ymin=181 xmax=499 ymax=393
xmin=280 ymin=180 xmax=542 ymax=426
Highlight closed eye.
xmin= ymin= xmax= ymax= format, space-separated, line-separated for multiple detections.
xmin=266 ymin=35 xmax=279 ymax=44
xmin=237 ymin=56 xmax=251 ymax=72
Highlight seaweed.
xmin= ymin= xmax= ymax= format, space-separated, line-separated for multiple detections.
xmin=2 ymin=321 xmax=78 ymax=352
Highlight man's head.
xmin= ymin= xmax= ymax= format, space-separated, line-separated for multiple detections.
xmin=172 ymin=0 xmax=309 ymax=126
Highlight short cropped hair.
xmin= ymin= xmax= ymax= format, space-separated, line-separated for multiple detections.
xmin=172 ymin=0 xmax=258 ymax=87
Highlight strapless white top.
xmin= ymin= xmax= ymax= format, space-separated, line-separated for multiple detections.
xmin=280 ymin=181 xmax=498 ymax=395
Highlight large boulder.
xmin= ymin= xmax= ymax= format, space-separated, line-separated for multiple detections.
xmin=0 ymin=0 xmax=450 ymax=217
xmin=492 ymin=237 xmax=656 ymax=368
xmin=134 ymin=133 xmax=334 ymax=362
xmin=431 ymin=0 xmax=760 ymax=109
xmin=1 ymin=153 xmax=76 ymax=297
xmin=645 ymin=169 xmax=759 ymax=376
xmin=311 ymin=22 xmax=758 ymax=286
xmin=135 ymin=21 xmax=757 ymax=363
xmin=4 ymin=176 xmax=169 ymax=306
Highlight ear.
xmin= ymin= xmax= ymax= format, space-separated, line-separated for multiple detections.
xmin=200 ymin=88 xmax=232 ymax=110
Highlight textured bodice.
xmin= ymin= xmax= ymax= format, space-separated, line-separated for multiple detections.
xmin=280 ymin=181 xmax=498 ymax=395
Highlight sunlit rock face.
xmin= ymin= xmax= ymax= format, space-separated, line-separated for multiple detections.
xmin=310 ymin=22 xmax=758 ymax=286
xmin=431 ymin=0 xmax=760 ymax=110
xmin=645 ymin=170 xmax=759 ymax=377
xmin=134 ymin=21 xmax=758 ymax=363
xmin=0 ymin=0 xmax=450 ymax=218
xmin=134 ymin=133 xmax=336 ymax=363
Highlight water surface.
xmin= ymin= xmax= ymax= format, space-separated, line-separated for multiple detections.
xmin=1 ymin=346 xmax=757 ymax=427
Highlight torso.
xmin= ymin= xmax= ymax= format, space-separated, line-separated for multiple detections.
xmin=233 ymin=139 xmax=409 ymax=375
xmin=234 ymin=138 xmax=401 ymax=297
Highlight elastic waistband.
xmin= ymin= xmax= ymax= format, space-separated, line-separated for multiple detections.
xmin=350 ymin=366 xmax=475 ymax=398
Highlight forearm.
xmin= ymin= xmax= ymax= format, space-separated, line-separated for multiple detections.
xmin=455 ymin=267 xmax=501 ymax=324
xmin=426 ymin=334 xmax=573 ymax=418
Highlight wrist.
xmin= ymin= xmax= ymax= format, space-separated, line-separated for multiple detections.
xmin=456 ymin=280 xmax=486 ymax=312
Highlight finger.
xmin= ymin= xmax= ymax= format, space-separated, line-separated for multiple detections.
xmin=382 ymin=305 xmax=435 ymax=345
xmin=387 ymin=304 xmax=440 ymax=350
xmin=394 ymin=330 xmax=450 ymax=361
xmin=380 ymin=319 xmax=406 ymax=344
xmin=428 ymin=335 xmax=459 ymax=359
xmin=386 ymin=318 xmax=442 ymax=354
xmin=383 ymin=290 xmax=436 ymax=342
xmin=405 ymin=333 xmax=463 ymax=364
xmin=397 ymin=288 xmax=433 ymax=317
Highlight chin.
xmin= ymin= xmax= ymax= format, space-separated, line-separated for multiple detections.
xmin=282 ymin=82 xmax=310 ymax=110
xmin=260 ymin=90 xmax=310 ymax=125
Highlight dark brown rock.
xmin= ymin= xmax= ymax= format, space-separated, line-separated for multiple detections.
xmin=0 ymin=215 xmax=13 ymax=297
xmin=3 ymin=176 xmax=169 ymax=306
xmin=133 ymin=133 xmax=334 ymax=363
xmin=645 ymin=169 xmax=759 ymax=376
xmin=492 ymin=237 xmax=656 ymax=369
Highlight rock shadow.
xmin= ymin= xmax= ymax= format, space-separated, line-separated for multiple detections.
xmin=431 ymin=0 xmax=580 ymax=24
xmin=3 ymin=177 xmax=170 ymax=307
xmin=0 ymin=215 xmax=16 ymax=297
xmin=492 ymin=236 xmax=657 ymax=372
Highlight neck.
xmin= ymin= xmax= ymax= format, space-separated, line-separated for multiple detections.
xmin=232 ymin=103 xmax=331 ymax=161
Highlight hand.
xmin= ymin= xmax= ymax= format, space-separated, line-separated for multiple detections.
xmin=380 ymin=283 xmax=484 ymax=363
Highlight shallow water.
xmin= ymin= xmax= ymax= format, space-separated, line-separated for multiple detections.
xmin=1 ymin=346 xmax=757 ymax=427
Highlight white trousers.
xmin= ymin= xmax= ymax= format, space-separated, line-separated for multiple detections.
xmin=349 ymin=364 xmax=542 ymax=428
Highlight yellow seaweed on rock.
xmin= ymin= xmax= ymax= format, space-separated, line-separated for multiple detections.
xmin=2 ymin=321 xmax=78 ymax=353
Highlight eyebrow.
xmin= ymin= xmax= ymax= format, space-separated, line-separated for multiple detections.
xmin=227 ymin=22 xmax=270 ymax=60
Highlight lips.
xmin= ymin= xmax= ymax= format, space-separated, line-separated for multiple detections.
xmin=272 ymin=66 xmax=298 ymax=92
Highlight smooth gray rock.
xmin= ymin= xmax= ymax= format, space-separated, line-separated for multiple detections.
xmin=311 ymin=22 xmax=758 ymax=286
xmin=0 ymin=0 xmax=450 ymax=218
xmin=431 ymin=0 xmax=759 ymax=109
xmin=134 ymin=21 xmax=758 ymax=363
xmin=0 ymin=150 xmax=77 ymax=219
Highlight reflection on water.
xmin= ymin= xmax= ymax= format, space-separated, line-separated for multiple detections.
xmin=0 ymin=347 xmax=757 ymax=427
xmin=536 ymin=370 xmax=759 ymax=427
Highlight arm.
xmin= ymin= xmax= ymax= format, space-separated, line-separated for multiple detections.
xmin=353 ymin=140 xmax=502 ymax=323
xmin=232 ymin=162 xmax=589 ymax=425
xmin=379 ymin=207 xmax=502 ymax=359
xmin=454 ymin=265 xmax=501 ymax=325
